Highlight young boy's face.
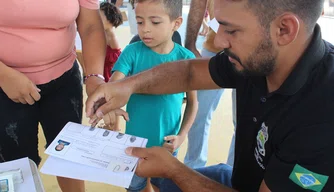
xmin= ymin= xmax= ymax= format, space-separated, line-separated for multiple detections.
xmin=135 ymin=1 xmax=181 ymax=48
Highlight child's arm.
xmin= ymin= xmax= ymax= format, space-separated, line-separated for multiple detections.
xmin=106 ymin=29 xmax=121 ymax=50
xmin=102 ymin=71 xmax=127 ymax=131
xmin=164 ymin=90 xmax=198 ymax=152
xmin=178 ymin=90 xmax=198 ymax=138
xmin=110 ymin=71 xmax=126 ymax=82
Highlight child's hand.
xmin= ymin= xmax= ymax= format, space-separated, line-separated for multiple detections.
xmin=100 ymin=109 xmax=129 ymax=131
xmin=162 ymin=135 xmax=186 ymax=153
xmin=97 ymin=123 xmax=122 ymax=132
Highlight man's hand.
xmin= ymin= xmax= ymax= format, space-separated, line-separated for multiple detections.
xmin=86 ymin=81 xmax=132 ymax=125
xmin=0 ymin=66 xmax=41 ymax=105
xmin=85 ymin=76 xmax=105 ymax=97
xmin=125 ymin=147 xmax=182 ymax=178
xmin=163 ymin=135 xmax=186 ymax=153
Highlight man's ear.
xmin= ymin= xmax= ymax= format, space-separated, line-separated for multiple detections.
xmin=273 ymin=13 xmax=300 ymax=46
xmin=173 ymin=16 xmax=183 ymax=31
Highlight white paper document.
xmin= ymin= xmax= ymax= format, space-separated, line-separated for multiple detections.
xmin=209 ymin=18 xmax=219 ymax=33
xmin=41 ymin=156 xmax=135 ymax=188
xmin=41 ymin=122 xmax=147 ymax=188
xmin=0 ymin=158 xmax=37 ymax=192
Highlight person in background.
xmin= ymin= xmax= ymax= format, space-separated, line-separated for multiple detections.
xmin=184 ymin=0 xmax=236 ymax=169
xmin=199 ymin=9 xmax=210 ymax=36
xmin=127 ymin=0 xmax=139 ymax=36
xmin=108 ymin=0 xmax=124 ymax=7
xmin=100 ymin=2 xmax=123 ymax=82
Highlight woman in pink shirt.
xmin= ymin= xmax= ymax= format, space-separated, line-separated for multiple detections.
xmin=0 ymin=0 xmax=106 ymax=191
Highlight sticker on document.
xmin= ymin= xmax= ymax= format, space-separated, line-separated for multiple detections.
xmin=0 ymin=175 xmax=14 ymax=192
xmin=0 ymin=169 xmax=23 ymax=184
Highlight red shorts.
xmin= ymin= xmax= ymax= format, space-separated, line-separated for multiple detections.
xmin=104 ymin=46 xmax=121 ymax=82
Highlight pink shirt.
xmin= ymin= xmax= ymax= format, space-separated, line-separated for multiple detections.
xmin=0 ymin=0 xmax=99 ymax=85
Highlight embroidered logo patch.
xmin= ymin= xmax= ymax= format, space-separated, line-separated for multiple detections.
xmin=289 ymin=164 xmax=329 ymax=192
xmin=254 ymin=122 xmax=268 ymax=169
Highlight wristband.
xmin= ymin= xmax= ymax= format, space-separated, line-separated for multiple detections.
xmin=84 ymin=74 xmax=105 ymax=83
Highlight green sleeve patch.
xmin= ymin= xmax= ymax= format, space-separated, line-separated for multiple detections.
xmin=289 ymin=164 xmax=329 ymax=192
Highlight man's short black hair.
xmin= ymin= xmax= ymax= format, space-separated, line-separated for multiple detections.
xmin=246 ymin=0 xmax=324 ymax=33
xmin=136 ymin=0 xmax=182 ymax=20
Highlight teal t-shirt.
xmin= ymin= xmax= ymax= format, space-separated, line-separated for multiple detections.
xmin=112 ymin=41 xmax=195 ymax=147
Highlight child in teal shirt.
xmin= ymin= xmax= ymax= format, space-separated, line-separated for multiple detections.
xmin=109 ymin=0 xmax=198 ymax=191
xmin=112 ymin=41 xmax=196 ymax=148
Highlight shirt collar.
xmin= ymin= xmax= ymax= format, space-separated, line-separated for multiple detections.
xmin=251 ymin=24 xmax=326 ymax=96
xmin=275 ymin=24 xmax=326 ymax=95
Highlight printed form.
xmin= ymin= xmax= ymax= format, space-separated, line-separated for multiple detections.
xmin=41 ymin=122 xmax=148 ymax=188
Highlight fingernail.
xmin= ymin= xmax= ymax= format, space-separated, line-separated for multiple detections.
xmin=97 ymin=111 xmax=104 ymax=118
xmin=89 ymin=118 xmax=95 ymax=124
xmin=125 ymin=147 xmax=132 ymax=155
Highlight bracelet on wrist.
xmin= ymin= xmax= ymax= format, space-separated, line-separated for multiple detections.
xmin=84 ymin=74 xmax=105 ymax=83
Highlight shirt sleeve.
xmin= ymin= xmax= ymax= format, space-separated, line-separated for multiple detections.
xmin=186 ymin=52 xmax=196 ymax=59
xmin=112 ymin=44 xmax=135 ymax=76
xmin=264 ymin=123 xmax=334 ymax=191
xmin=79 ymin=0 xmax=99 ymax=10
xmin=208 ymin=52 xmax=238 ymax=88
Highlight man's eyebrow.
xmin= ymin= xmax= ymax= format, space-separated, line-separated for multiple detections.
xmin=217 ymin=20 xmax=240 ymax=27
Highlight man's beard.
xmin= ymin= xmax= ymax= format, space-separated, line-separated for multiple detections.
xmin=224 ymin=36 xmax=278 ymax=77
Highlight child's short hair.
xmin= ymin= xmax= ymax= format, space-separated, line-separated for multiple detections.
xmin=136 ymin=0 xmax=182 ymax=20
xmin=100 ymin=2 xmax=123 ymax=28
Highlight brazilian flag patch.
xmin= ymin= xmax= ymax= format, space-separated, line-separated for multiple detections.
xmin=289 ymin=164 xmax=329 ymax=192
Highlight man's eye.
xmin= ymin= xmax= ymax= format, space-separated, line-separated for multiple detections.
xmin=225 ymin=30 xmax=237 ymax=35
xmin=152 ymin=22 xmax=161 ymax=25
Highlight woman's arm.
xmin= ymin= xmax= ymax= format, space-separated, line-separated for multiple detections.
xmin=76 ymin=7 xmax=106 ymax=96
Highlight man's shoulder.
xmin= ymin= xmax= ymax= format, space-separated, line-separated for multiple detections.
xmin=325 ymin=40 xmax=334 ymax=56
xmin=319 ymin=40 xmax=334 ymax=83
xmin=209 ymin=51 xmax=232 ymax=67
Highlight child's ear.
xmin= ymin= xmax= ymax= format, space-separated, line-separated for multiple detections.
xmin=173 ymin=17 xmax=183 ymax=31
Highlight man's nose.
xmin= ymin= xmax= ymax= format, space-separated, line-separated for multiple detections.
xmin=214 ymin=27 xmax=231 ymax=50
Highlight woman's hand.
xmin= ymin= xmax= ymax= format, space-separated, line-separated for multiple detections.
xmin=0 ymin=63 xmax=41 ymax=105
